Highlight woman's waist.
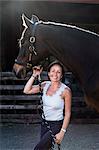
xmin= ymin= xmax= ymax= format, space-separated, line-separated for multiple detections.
xmin=42 ymin=118 xmax=63 ymax=124
xmin=42 ymin=111 xmax=64 ymax=121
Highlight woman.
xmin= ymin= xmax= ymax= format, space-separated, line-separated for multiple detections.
xmin=23 ymin=61 xmax=72 ymax=150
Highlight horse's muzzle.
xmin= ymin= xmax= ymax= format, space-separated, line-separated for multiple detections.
xmin=13 ymin=63 xmax=26 ymax=79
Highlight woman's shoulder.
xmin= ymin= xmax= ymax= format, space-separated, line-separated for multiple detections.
xmin=61 ymin=83 xmax=72 ymax=98
xmin=41 ymin=80 xmax=51 ymax=88
xmin=61 ymin=83 xmax=71 ymax=92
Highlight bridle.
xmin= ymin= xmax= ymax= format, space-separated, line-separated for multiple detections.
xmin=15 ymin=21 xmax=41 ymax=69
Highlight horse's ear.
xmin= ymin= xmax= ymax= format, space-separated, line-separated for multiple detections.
xmin=31 ymin=15 xmax=39 ymax=24
xmin=22 ymin=14 xmax=36 ymax=28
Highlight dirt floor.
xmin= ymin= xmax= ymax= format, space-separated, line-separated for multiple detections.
xmin=0 ymin=123 xmax=99 ymax=150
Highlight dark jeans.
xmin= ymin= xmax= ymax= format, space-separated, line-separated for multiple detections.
xmin=34 ymin=119 xmax=63 ymax=150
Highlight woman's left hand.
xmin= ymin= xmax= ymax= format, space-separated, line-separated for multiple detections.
xmin=55 ymin=131 xmax=65 ymax=144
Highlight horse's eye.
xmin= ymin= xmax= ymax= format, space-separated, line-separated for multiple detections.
xmin=30 ymin=36 xmax=35 ymax=43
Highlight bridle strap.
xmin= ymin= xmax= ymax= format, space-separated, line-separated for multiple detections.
xmin=26 ymin=21 xmax=42 ymax=68
xmin=15 ymin=59 xmax=27 ymax=66
xmin=31 ymin=22 xmax=39 ymax=37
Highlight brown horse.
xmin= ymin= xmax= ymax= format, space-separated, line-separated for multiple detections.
xmin=13 ymin=14 xmax=99 ymax=112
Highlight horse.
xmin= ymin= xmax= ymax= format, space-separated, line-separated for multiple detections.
xmin=13 ymin=14 xmax=99 ymax=112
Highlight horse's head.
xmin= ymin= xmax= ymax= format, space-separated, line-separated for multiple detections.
xmin=13 ymin=14 xmax=49 ymax=78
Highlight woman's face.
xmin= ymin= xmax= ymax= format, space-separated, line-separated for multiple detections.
xmin=48 ymin=64 xmax=62 ymax=82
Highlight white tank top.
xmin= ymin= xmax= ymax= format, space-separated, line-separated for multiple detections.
xmin=42 ymin=81 xmax=69 ymax=121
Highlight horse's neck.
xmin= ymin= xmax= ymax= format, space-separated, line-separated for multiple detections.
xmin=39 ymin=23 xmax=99 ymax=87
xmin=41 ymin=24 xmax=85 ymax=83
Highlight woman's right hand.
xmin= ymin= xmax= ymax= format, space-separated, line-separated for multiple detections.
xmin=32 ymin=66 xmax=43 ymax=77
xmin=23 ymin=65 xmax=43 ymax=94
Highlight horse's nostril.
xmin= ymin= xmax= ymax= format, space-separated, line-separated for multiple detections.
xmin=20 ymin=68 xmax=26 ymax=79
xmin=12 ymin=66 xmax=20 ymax=78
xmin=12 ymin=67 xmax=23 ymax=78
xmin=15 ymin=67 xmax=26 ymax=79
xmin=16 ymin=72 xmax=22 ymax=78
xmin=12 ymin=63 xmax=26 ymax=79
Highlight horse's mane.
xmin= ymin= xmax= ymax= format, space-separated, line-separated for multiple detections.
xmin=18 ymin=15 xmax=99 ymax=49
xmin=42 ymin=21 xmax=99 ymax=37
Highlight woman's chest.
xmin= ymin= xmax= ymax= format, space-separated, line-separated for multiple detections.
xmin=42 ymin=94 xmax=64 ymax=109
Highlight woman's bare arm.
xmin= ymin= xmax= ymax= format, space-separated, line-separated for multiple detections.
xmin=23 ymin=75 xmax=40 ymax=94
xmin=23 ymin=66 xmax=43 ymax=94
xmin=55 ymin=87 xmax=72 ymax=144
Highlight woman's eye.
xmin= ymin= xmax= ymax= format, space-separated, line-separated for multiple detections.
xmin=57 ymin=71 xmax=61 ymax=74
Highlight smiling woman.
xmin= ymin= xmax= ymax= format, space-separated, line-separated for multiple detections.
xmin=23 ymin=60 xmax=72 ymax=150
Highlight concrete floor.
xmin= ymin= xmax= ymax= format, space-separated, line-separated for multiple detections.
xmin=0 ymin=123 xmax=99 ymax=150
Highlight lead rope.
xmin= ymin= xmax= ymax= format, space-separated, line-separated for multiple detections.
xmin=38 ymin=75 xmax=61 ymax=150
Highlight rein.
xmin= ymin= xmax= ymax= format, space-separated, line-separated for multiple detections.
xmin=38 ymin=75 xmax=61 ymax=150
xmin=27 ymin=21 xmax=61 ymax=149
